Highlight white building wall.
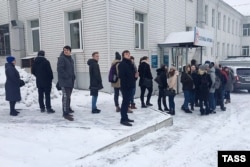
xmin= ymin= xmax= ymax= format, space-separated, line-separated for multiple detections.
xmin=242 ymin=16 xmax=250 ymax=54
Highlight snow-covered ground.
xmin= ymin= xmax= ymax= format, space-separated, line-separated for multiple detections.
xmin=0 ymin=66 xmax=250 ymax=167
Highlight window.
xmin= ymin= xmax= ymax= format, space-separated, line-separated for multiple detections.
xmin=205 ymin=5 xmax=208 ymax=25
xmin=186 ymin=26 xmax=192 ymax=31
xmin=242 ymin=46 xmax=249 ymax=56
xmin=218 ymin=12 xmax=221 ymax=30
xmin=30 ymin=19 xmax=40 ymax=52
xmin=67 ymin=10 xmax=82 ymax=49
xmin=243 ymin=24 xmax=250 ymax=36
xmin=222 ymin=43 xmax=225 ymax=57
xmin=228 ymin=18 xmax=230 ymax=33
xmin=231 ymin=44 xmax=233 ymax=55
xmin=217 ymin=42 xmax=220 ymax=57
xmin=227 ymin=44 xmax=229 ymax=56
xmin=236 ymin=21 xmax=238 ymax=35
xmin=135 ymin=13 xmax=145 ymax=49
xmin=0 ymin=24 xmax=11 ymax=56
xmin=212 ymin=9 xmax=215 ymax=27
xmin=232 ymin=20 xmax=234 ymax=34
xmin=223 ymin=15 xmax=226 ymax=31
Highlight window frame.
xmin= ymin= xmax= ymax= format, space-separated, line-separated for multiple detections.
xmin=242 ymin=46 xmax=249 ymax=56
xmin=135 ymin=12 xmax=145 ymax=49
xmin=223 ymin=15 xmax=226 ymax=32
xmin=243 ymin=24 xmax=250 ymax=36
xmin=218 ymin=12 xmax=221 ymax=30
xmin=29 ymin=19 xmax=41 ymax=53
xmin=212 ymin=9 xmax=215 ymax=28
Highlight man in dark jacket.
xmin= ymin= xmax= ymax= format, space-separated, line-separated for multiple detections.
xmin=118 ymin=50 xmax=135 ymax=126
xmin=57 ymin=46 xmax=75 ymax=121
xmin=32 ymin=50 xmax=55 ymax=113
xmin=87 ymin=52 xmax=103 ymax=114
xmin=5 ymin=56 xmax=21 ymax=116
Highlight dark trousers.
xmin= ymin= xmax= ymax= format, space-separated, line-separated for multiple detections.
xmin=130 ymin=87 xmax=136 ymax=105
xmin=38 ymin=87 xmax=52 ymax=110
xmin=140 ymin=86 xmax=153 ymax=105
xmin=120 ymin=89 xmax=133 ymax=122
xmin=168 ymin=95 xmax=175 ymax=111
xmin=114 ymin=87 xmax=120 ymax=107
xmin=158 ymin=87 xmax=167 ymax=109
xmin=225 ymin=91 xmax=231 ymax=100
xmin=199 ymin=98 xmax=209 ymax=114
xmin=61 ymin=87 xmax=73 ymax=114
xmin=9 ymin=101 xmax=16 ymax=112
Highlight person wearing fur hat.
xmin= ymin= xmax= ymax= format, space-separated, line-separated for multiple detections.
xmin=5 ymin=56 xmax=22 ymax=116
xmin=197 ymin=65 xmax=212 ymax=115
xmin=32 ymin=50 xmax=55 ymax=113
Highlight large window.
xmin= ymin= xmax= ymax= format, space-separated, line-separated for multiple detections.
xmin=228 ymin=18 xmax=230 ymax=33
xmin=0 ymin=24 xmax=11 ymax=56
xmin=223 ymin=15 xmax=226 ymax=31
xmin=30 ymin=19 xmax=40 ymax=52
xmin=212 ymin=9 xmax=215 ymax=27
xmin=242 ymin=46 xmax=249 ymax=56
xmin=205 ymin=5 xmax=208 ymax=25
xmin=218 ymin=12 xmax=221 ymax=30
xmin=243 ymin=24 xmax=250 ymax=36
xmin=135 ymin=13 xmax=145 ymax=49
xmin=68 ymin=10 xmax=82 ymax=49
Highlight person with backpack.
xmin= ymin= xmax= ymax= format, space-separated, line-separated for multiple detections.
xmin=87 ymin=52 xmax=103 ymax=114
xmin=32 ymin=50 xmax=55 ymax=113
xmin=197 ymin=65 xmax=212 ymax=115
xmin=208 ymin=62 xmax=216 ymax=113
xmin=109 ymin=52 xmax=122 ymax=112
xmin=155 ymin=64 xmax=169 ymax=111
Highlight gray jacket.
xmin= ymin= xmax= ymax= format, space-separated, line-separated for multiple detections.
xmin=208 ymin=67 xmax=216 ymax=93
xmin=57 ymin=53 xmax=75 ymax=88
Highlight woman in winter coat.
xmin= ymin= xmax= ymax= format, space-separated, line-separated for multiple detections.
xmin=156 ymin=65 xmax=169 ymax=111
xmin=5 ymin=56 xmax=22 ymax=116
xmin=190 ymin=64 xmax=199 ymax=111
xmin=167 ymin=66 xmax=178 ymax=115
xmin=181 ymin=64 xmax=193 ymax=113
xmin=138 ymin=56 xmax=153 ymax=108
xmin=224 ymin=67 xmax=234 ymax=104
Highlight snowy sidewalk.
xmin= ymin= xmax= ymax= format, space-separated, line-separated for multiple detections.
xmin=0 ymin=90 xmax=172 ymax=167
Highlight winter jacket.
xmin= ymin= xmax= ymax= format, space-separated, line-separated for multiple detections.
xmin=191 ymin=71 xmax=199 ymax=91
xmin=168 ymin=71 xmax=179 ymax=91
xmin=111 ymin=60 xmax=121 ymax=88
xmin=138 ymin=61 xmax=153 ymax=87
xmin=181 ymin=72 xmax=194 ymax=91
xmin=156 ymin=68 xmax=168 ymax=89
xmin=197 ymin=72 xmax=212 ymax=99
xmin=57 ymin=53 xmax=75 ymax=88
xmin=32 ymin=56 xmax=53 ymax=88
xmin=87 ymin=59 xmax=103 ymax=91
xmin=118 ymin=58 xmax=135 ymax=91
xmin=208 ymin=67 xmax=216 ymax=93
xmin=5 ymin=63 xmax=21 ymax=102
xmin=225 ymin=70 xmax=234 ymax=92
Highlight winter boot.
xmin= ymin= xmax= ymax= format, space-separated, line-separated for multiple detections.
xmin=131 ymin=103 xmax=137 ymax=109
xmin=47 ymin=108 xmax=55 ymax=114
xmin=141 ymin=103 xmax=147 ymax=108
xmin=63 ymin=113 xmax=74 ymax=121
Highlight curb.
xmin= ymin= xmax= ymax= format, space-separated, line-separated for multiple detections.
xmin=77 ymin=116 xmax=173 ymax=160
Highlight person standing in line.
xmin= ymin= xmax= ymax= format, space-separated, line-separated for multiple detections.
xmin=207 ymin=62 xmax=216 ymax=113
xmin=167 ymin=66 xmax=179 ymax=115
xmin=110 ymin=52 xmax=121 ymax=112
xmin=5 ymin=56 xmax=22 ymax=116
xmin=129 ymin=56 xmax=139 ymax=110
xmin=156 ymin=64 xmax=169 ymax=111
xmin=118 ymin=50 xmax=135 ymax=126
xmin=138 ymin=56 xmax=153 ymax=108
xmin=224 ymin=66 xmax=234 ymax=104
xmin=87 ymin=52 xmax=103 ymax=114
xmin=57 ymin=46 xmax=75 ymax=121
xmin=190 ymin=64 xmax=199 ymax=111
xmin=32 ymin=50 xmax=55 ymax=113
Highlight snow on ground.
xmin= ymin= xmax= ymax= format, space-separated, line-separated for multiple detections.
xmin=0 ymin=66 xmax=250 ymax=167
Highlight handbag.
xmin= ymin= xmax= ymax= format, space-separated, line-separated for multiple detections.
xmin=142 ymin=78 xmax=152 ymax=88
xmin=19 ymin=79 xmax=25 ymax=87
xmin=164 ymin=88 xmax=176 ymax=96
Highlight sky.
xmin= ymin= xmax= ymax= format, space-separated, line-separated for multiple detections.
xmin=223 ymin=0 xmax=250 ymax=16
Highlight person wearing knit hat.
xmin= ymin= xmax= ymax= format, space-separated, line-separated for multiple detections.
xmin=5 ymin=55 xmax=22 ymax=116
xmin=6 ymin=56 xmax=16 ymax=64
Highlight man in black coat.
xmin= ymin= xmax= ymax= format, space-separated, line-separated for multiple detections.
xmin=57 ymin=46 xmax=76 ymax=121
xmin=118 ymin=50 xmax=135 ymax=126
xmin=87 ymin=52 xmax=103 ymax=114
xmin=32 ymin=50 xmax=55 ymax=113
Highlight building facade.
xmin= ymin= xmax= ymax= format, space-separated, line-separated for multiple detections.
xmin=0 ymin=0 xmax=249 ymax=92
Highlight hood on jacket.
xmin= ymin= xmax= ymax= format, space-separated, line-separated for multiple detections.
xmin=112 ymin=59 xmax=121 ymax=65
xmin=34 ymin=56 xmax=46 ymax=65
xmin=87 ymin=58 xmax=97 ymax=66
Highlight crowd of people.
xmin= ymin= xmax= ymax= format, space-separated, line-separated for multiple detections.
xmin=4 ymin=46 xmax=234 ymax=126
